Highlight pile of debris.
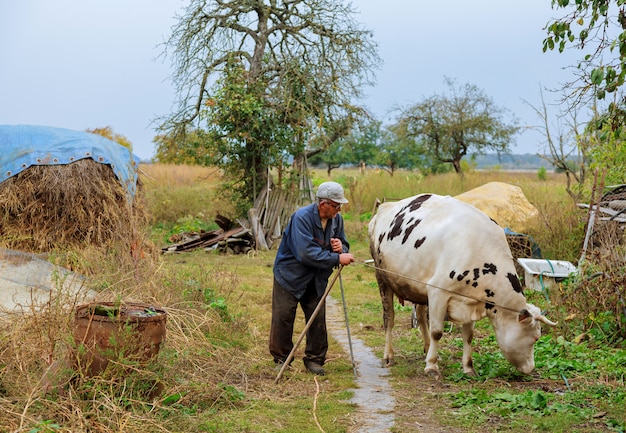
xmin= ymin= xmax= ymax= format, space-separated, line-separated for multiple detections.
xmin=162 ymin=182 xmax=303 ymax=255
xmin=162 ymin=215 xmax=255 ymax=255
xmin=578 ymin=183 xmax=626 ymax=261
xmin=578 ymin=184 xmax=626 ymax=223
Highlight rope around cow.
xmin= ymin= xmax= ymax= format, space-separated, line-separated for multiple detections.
xmin=356 ymin=259 xmax=545 ymax=315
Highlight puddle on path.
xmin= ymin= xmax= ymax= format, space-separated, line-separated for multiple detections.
xmin=326 ymin=296 xmax=395 ymax=433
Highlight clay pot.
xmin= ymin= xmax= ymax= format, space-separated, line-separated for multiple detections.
xmin=73 ymin=301 xmax=167 ymax=376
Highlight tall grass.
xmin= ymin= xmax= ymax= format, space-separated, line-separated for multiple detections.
xmin=140 ymin=164 xmax=233 ymax=227
xmin=0 ymin=164 xmax=622 ymax=433
xmin=313 ymin=168 xmax=582 ymax=261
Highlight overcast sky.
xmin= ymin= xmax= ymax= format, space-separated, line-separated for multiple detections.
xmin=0 ymin=1 xmax=582 ymax=160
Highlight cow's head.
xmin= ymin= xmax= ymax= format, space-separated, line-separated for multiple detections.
xmin=495 ymin=303 xmax=557 ymax=374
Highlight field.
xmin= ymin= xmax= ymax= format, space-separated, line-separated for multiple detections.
xmin=0 ymin=165 xmax=624 ymax=433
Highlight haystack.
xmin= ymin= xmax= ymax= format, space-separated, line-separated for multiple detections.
xmin=454 ymin=182 xmax=539 ymax=232
xmin=0 ymin=125 xmax=146 ymax=253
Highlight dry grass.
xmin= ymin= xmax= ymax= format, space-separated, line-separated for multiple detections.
xmin=139 ymin=163 xmax=237 ymax=225
xmin=0 ymin=164 xmax=622 ymax=432
xmin=0 ymin=159 xmax=149 ymax=261
xmin=0 ymin=251 xmax=260 ymax=432
xmin=139 ymin=163 xmax=223 ymax=187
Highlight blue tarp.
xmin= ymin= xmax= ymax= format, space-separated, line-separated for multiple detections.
xmin=0 ymin=125 xmax=140 ymax=198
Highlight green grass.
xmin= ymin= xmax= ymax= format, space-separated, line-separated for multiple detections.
xmin=1 ymin=165 xmax=624 ymax=433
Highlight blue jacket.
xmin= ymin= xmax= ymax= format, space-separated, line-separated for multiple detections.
xmin=274 ymin=202 xmax=350 ymax=299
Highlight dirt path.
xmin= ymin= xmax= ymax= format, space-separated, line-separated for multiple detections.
xmin=327 ymin=295 xmax=458 ymax=433
xmin=326 ymin=296 xmax=395 ymax=433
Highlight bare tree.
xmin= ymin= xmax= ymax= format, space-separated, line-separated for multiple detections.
xmin=156 ymin=0 xmax=380 ymax=204
xmin=526 ymin=89 xmax=593 ymax=201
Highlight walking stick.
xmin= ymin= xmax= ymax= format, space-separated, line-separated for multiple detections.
xmin=274 ymin=265 xmax=344 ymax=384
xmin=339 ymin=272 xmax=357 ymax=378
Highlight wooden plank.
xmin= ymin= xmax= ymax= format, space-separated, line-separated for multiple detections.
xmin=577 ymin=203 xmax=622 ymax=216
xmin=599 ymin=217 xmax=626 ymax=223
xmin=265 ymin=190 xmax=289 ymax=247
xmin=266 ymin=190 xmax=286 ymax=235
xmin=161 ymin=228 xmax=223 ymax=253
xmin=253 ymin=185 xmax=269 ymax=211
xmin=161 ymin=227 xmax=251 ymax=253
xmin=248 ymin=207 xmax=268 ymax=250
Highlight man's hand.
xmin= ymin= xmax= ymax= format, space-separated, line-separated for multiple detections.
xmin=339 ymin=253 xmax=355 ymax=265
xmin=330 ymin=238 xmax=343 ymax=253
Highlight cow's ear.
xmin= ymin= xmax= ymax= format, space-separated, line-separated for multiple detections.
xmin=518 ymin=309 xmax=532 ymax=324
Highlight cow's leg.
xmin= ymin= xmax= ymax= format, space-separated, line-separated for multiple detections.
xmin=415 ymin=304 xmax=430 ymax=354
xmin=424 ymin=301 xmax=447 ymax=376
xmin=379 ymin=279 xmax=395 ymax=367
xmin=461 ymin=322 xmax=476 ymax=376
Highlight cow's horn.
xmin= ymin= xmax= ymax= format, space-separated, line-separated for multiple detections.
xmin=535 ymin=314 xmax=558 ymax=326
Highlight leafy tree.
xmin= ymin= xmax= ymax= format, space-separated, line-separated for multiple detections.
xmin=544 ymin=1 xmax=626 ymax=103
xmin=348 ymin=119 xmax=385 ymax=169
xmin=310 ymin=118 xmax=432 ymax=176
xmin=86 ymin=126 xmax=132 ymax=151
xmin=309 ymin=119 xmax=382 ymax=175
xmin=395 ymin=78 xmax=520 ymax=173
xmin=372 ymin=124 xmax=424 ymax=176
xmin=201 ymin=58 xmax=296 ymax=209
xmin=588 ymin=105 xmax=626 ymax=186
xmin=156 ymin=0 xmax=380 ymax=208
xmin=541 ymin=2 xmax=626 ymax=192
xmin=154 ymin=129 xmax=215 ymax=165
xmin=308 ymin=137 xmax=352 ymax=176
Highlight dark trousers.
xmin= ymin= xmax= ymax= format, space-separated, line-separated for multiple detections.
xmin=269 ymin=277 xmax=328 ymax=365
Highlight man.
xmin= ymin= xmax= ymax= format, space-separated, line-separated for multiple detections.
xmin=270 ymin=181 xmax=355 ymax=375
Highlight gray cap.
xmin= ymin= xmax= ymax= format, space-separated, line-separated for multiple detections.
xmin=316 ymin=181 xmax=348 ymax=204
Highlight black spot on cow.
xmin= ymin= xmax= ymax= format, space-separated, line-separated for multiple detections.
xmin=482 ymin=263 xmax=498 ymax=275
xmin=485 ymin=301 xmax=495 ymax=310
xmin=473 ymin=268 xmax=480 ymax=280
xmin=456 ymin=270 xmax=469 ymax=281
xmin=407 ymin=194 xmax=432 ymax=213
xmin=472 ymin=282 xmax=478 ymax=287
xmin=402 ymin=218 xmax=422 ymax=244
xmin=449 ymin=270 xmax=456 ymax=279
xmin=387 ymin=212 xmax=405 ymax=241
xmin=506 ymin=272 xmax=523 ymax=293
xmin=485 ymin=289 xmax=495 ymax=298
xmin=378 ymin=232 xmax=385 ymax=244
xmin=414 ymin=237 xmax=426 ymax=249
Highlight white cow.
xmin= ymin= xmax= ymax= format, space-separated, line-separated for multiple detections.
xmin=368 ymin=193 xmax=556 ymax=376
